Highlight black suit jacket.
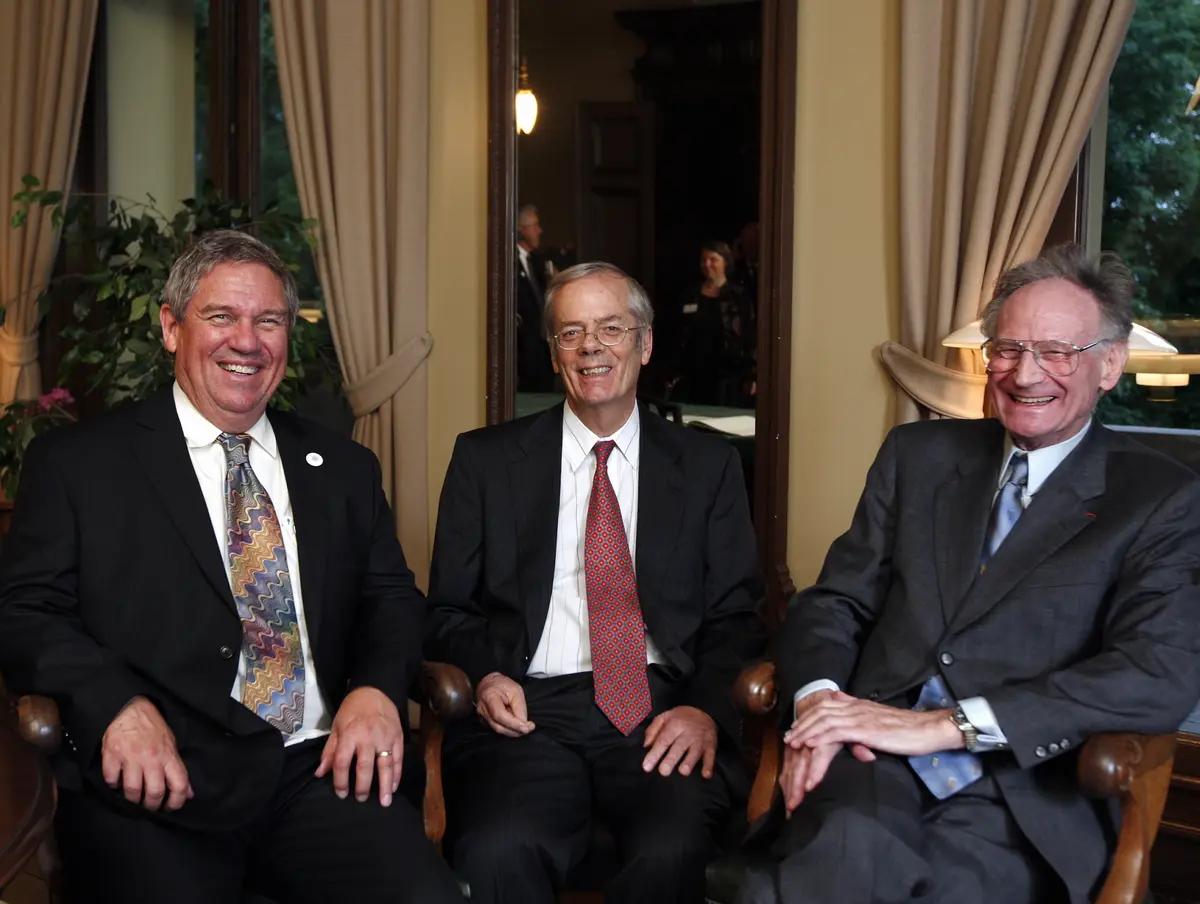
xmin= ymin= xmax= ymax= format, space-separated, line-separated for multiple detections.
xmin=777 ymin=418 xmax=1200 ymax=902
xmin=425 ymin=404 xmax=765 ymax=746
xmin=516 ymin=252 xmax=556 ymax=392
xmin=0 ymin=391 xmax=423 ymax=831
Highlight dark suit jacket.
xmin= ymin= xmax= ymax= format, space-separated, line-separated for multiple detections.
xmin=425 ymin=403 xmax=765 ymax=747
xmin=516 ymin=251 xmax=556 ymax=392
xmin=777 ymin=418 xmax=1200 ymax=902
xmin=0 ymin=391 xmax=423 ymax=831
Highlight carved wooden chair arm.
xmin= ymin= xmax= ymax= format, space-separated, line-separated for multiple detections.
xmin=731 ymin=660 xmax=781 ymax=826
xmin=1079 ymin=731 xmax=1176 ymax=904
xmin=418 ymin=661 xmax=475 ymax=848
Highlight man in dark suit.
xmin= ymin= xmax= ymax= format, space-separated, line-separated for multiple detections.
xmin=0 ymin=231 xmax=462 ymax=903
xmin=516 ymin=203 xmax=557 ymax=392
xmin=739 ymin=245 xmax=1200 ymax=904
xmin=427 ymin=261 xmax=764 ymax=904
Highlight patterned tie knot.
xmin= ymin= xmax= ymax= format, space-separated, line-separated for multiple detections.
xmin=1005 ymin=452 xmax=1028 ymax=490
xmin=593 ymin=440 xmax=616 ymax=469
xmin=218 ymin=432 xmax=252 ymax=466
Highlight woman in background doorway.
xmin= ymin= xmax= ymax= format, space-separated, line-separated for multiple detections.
xmin=674 ymin=239 xmax=755 ymax=407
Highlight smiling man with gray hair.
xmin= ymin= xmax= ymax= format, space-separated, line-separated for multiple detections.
xmin=742 ymin=244 xmax=1200 ymax=903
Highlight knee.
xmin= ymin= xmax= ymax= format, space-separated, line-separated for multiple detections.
xmin=451 ymin=813 xmax=572 ymax=881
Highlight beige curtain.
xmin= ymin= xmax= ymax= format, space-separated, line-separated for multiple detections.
xmin=0 ymin=0 xmax=98 ymax=404
xmin=893 ymin=0 xmax=1133 ymax=422
xmin=271 ymin=0 xmax=433 ymax=585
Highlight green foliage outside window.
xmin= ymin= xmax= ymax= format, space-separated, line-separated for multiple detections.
xmin=1098 ymin=0 xmax=1200 ymax=428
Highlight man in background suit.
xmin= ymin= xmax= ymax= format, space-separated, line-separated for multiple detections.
xmin=0 ymin=231 xmax=461 ymax=903
xmin=516 ymin=203 xmax=557 ymax=392
xmin=427 ymin=261 xmax=764 ymax=903
xmin=740 ymin=245 xmax=1200 ymax=904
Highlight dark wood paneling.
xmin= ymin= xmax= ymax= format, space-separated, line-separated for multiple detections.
xmin=1153 ymin=733 xmax=1200 ymax=903
xmin=487 ymin=0 xmax=517 ymax=425
xmin=206 ymin=0 xmax=260 ymax=206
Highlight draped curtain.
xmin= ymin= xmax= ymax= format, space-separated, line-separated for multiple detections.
xmin=0 ymin=0 xmax=98 ymax=404
xmin=887 ymin=0 xmax=1133 ymax=422
xmin=271 ymin=0 xmax=433 ymax=584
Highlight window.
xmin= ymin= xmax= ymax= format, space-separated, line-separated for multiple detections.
xmin=1095 ymin=1 xmax=1200 ymax=428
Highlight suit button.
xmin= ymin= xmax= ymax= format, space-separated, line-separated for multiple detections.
xmin=219 ymin=645 xmax=234 ymax=660
xmin=1034 ymin=745 xmax=1047 ymax=758
xmin=1048 ymin=742 xmax=1060 ymax=755
xmin=867 ymin=691 xmax=880 ymax=701
xmin=939 ymin=651 xmax=955 ymax=667
xmin=1060 ymin=738 xmax=1070 ymax=749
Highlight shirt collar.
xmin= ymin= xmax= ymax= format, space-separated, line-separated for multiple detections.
xmin=172 ymin=381 xmax=278 ymax=459
xmin=999 ymin=420 xmax=1090 ymax=499
xmin=562 ymin=403 xmax=640 ymax=474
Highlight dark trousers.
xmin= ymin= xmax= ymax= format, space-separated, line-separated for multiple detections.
xmin=736 ymin=752 xmax=1060 ymax=904
xmin=56 ymin=737 xmax=464 ymax=904
xmin=443 ymin=670 xmax=740 ymax=904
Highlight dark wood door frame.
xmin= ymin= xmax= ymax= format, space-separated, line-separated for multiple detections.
xmin=486 ymin=0 xmax=797 ymax=617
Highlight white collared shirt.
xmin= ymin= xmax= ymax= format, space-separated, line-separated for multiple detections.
xmin=172 ymin=383 xmax=332 ymax=745
xmin=795 ymin=421 xmax=1094 ymax=749
xmin=526 ymin=403 xmax=667 ymax=678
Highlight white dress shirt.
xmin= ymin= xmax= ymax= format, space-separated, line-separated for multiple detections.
xmin=526 ymin=403 xmax=666 ymax=678
xmin=795 ymin=421 xmax=1094 ymax=750
xmin=173 ymin=383 xmax=332 ymax=745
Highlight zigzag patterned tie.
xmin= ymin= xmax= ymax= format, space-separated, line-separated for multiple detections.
xmin=585 ymin=441 xmax=652 ymax=736
xmin=219 ymin=433 xmax=304 ymax=734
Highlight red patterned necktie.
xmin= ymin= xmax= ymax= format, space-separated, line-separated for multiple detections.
xmin=585 ymin=440 xmax=652 ymax=735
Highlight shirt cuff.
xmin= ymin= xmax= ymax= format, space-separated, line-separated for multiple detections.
xmin=792 ymin=679 xmax=840 ymax=715
xmin=959 ymin=696 xmax=1009 ymax=751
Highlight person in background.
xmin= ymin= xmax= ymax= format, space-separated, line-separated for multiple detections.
xmin=517 ymin=203 xmax=557 ymax=392
xmin=674 ymin=239 xmax=755 ymax=407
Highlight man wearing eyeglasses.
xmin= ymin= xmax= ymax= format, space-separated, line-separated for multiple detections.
xmin=427 ymin=261 xmax=764 ymax=904
xmin=740 ymin=245 xmax=1200 ymax=904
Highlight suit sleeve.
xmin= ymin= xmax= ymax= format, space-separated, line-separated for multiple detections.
xmin=425 ymin=434 xmax=502 ymax=685
xmin=776 ymin=428 xmax=901 ymax=723
xmin=985 ymin=476 xmax=1200 ymax=768
xmin=677 ymin=445 xmax=766 ymax=742
xmin=344 ymin=450 xmax=425 ymax=709
xmin=0 ymin=433 xmax=153 ymax=766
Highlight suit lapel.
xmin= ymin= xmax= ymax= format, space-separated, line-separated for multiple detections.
xmin=269 ymin=412 xmax=331 ymax=650
xmin=932 ymin=433 xmax=1001 ymax=627
xmin=948 ymin=425 xmax=1108 ymax=635
xmin=511 ymin=406 xmax=564 ymax=654
xmin=635 ymin=407 xmax=686 ymax=594
xmin=133 ymin=392 xmax=234 ymax=612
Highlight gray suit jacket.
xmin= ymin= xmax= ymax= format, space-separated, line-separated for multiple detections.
xmin=777 ymin=417 xmax=1200 ymax=901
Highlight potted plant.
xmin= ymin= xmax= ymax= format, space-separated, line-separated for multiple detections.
xmin=0 ymin=387 xmax=76 ymax=501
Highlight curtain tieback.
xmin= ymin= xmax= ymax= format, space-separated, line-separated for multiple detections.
xmin=345 ymin=331 xmax=434 ymax=418
xmin=0 ymin=328 xmax=39 ymax=367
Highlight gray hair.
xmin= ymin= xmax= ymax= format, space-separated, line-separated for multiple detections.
xmin=517 ymin=203 xmax=538 ymax=227
xmin=542 ymin=261 xmax=654 ymax=349
xmin=981 ymin=244 xmax=1133 ymax=342
xmin=162 ymin=229 xmax=299 ymax=325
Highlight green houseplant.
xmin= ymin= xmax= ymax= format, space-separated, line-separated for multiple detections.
xmin=10 ymin=176 xmax=338 ymax=412
xmin=0 ymin=387 xmax=76 ymax=499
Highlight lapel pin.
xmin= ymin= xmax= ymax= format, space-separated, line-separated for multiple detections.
xmin=306 ymin=452 xmax=324 ymax=467
xmin=1084 ymin=512 xmax=1097 ymax=519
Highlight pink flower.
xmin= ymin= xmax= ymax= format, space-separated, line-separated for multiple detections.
xmin=37 ymin=387 xmax=74 ymax=412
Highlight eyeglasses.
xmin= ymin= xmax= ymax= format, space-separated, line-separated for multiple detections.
xmin=553 ymin=324 xmax=645 ymax=350
xmin=981 ymin=337 xmax=1110 ymax=377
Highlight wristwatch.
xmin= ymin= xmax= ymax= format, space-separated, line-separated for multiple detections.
xmin=950 ymin=706 xmax=980 ymax=752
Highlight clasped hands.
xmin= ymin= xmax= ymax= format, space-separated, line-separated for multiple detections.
xmin=101 ymin=686 xmax=404 ymax=813
xmin=474 ymin=671 xmax=719 ymax=778
xmin=779 ymin=689 xmax=962 ymax=815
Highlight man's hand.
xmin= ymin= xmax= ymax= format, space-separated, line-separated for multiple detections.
xmin=315 ymin=686 xmax=404 ymax=807
xmin=641 ymin=705 xmax=718 ymax=778
xmin=101 ymin=696 xmax=193 ymax=812
xmin=475 ymin=672 xmax=535 ymax=737
xmin=784 ymin=690 xmax=960 ymax=757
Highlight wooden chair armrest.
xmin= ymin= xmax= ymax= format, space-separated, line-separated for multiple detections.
xmin=418 ymin=661 xmax=474 ymax=849
xmin=732 ymin=661 xmax=781 ymax=826
xmin=1079 ymin=731 xmax=1176 ymax=904
xmin=733 ymin=660 xmax=778 ymax=718
xmin=420 ymin=661 xmax=474 ymax=723
xmin=15 ymin=695 xmax=62 ymax=756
